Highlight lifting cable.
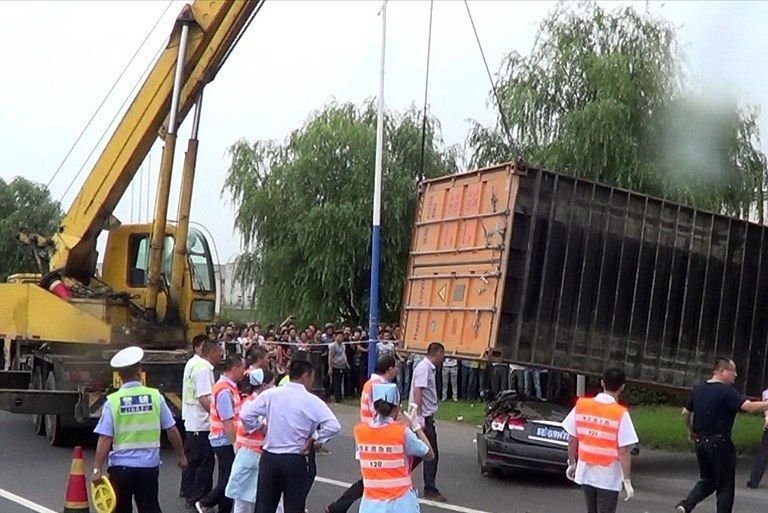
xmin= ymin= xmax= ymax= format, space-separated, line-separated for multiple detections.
xmin=47 ymin=0 xmax=174 ymax=191
xmin=59 ymin=7 xmax=173 ymax=203
xmin=418 ymin=0 xmax=434 ymax=182
xmin=463 ymin=0 xmax=514 ymax=149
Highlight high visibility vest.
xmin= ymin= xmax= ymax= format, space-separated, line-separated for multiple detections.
xmin=235 ymin=394 xmax=265 ymax=453
xmin=574 ymin=397 xmax=626 ymax=466
xmin=209 ymin=378 xmax=242 ymax=439
xmin=107 ymin=386 xmax=162 ymax=451
xmin=354 ymin=421 xmax=412 ymax=501
xmin=360 ymin=374 xmax=387 ymax=423
xmin=183 ymin=357 xmax=211 ymax=406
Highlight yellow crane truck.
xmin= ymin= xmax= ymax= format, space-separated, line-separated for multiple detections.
xmin=0 ymin=0 xmax=263 ymax=445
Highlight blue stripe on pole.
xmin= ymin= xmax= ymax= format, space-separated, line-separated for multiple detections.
xmin=367 ymin=224 xmax=381 ymax=377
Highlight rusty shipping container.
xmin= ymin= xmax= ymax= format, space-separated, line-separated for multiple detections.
xmin=401 ymin=160 xmax=768 ymax=396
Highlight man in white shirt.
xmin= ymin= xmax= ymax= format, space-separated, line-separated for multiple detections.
xmin=409 ymin=342 xmax=446 ymax=502
xmin=561 ymin=367 xmax=638 ymax=513
xmin=441 ymin=357 xmax=459 ymax=402
xmin=241 ymin=359 xmax=341 ymax=513
xmin=747 ymin=387 xmax=768 ymax=488
xmin=181 ymin=339 xmax=221 ymax=509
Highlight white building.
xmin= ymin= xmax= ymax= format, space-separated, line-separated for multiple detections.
xmin=214 ymin=260 xmax=251 ymax=308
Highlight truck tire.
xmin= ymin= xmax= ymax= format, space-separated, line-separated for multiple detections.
xmin=44 ymin=372 xmax=67 ymax=446
xmin=30 ymin=367 xmax=45 ymax=436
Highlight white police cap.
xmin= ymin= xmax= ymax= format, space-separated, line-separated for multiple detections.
xmin=372 ymin=383 xmax=400 ymax=405
xmin=110 ymin=346 xmax=144 ymax=369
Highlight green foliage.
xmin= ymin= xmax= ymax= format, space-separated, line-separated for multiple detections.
xmin=0 ymin=177 xmax=62 ymax=281
xmin=223 ymin=101 xmax=458 ymax=324
xmin=469 ymin=2 xmax=767 ymax=218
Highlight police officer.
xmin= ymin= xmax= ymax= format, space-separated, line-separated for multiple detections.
xmin=92 ymin=346 xmax=188 ymax=513
xmin=677 ymin=357 xmax=768 ymax=513
xmin=353 ymin=382 xmax=433 ymax=513
xmin=562 ymin=367 xmax=638 ymax=513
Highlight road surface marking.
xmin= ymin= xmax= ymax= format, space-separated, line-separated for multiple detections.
xmin=314 ymin=476 xmax=494 ymax=513
xmin=0 ymin=488 xmax=56 ymax=513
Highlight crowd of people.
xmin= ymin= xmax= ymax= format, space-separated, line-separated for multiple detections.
xmin=89 ymin=322 xmax=768 ymax=513
xmin=92 ymin=335 xmax=450 ymax=513
xmin=206 ymin=319 xmax=563 ymax=404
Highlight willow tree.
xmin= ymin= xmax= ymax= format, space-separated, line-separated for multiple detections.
xmin=0 ymin=177 xmax=62 ymax=281
xmin=223 ymin=101 xmax=458 ymax=324
xmin=468 ymin=2 xmax=767 ymax=218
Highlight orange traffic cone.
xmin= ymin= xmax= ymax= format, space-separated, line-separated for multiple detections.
xmin=62 ymin=446 xmax=90 ymax=513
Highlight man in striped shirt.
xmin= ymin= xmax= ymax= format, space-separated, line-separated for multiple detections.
xmin=325 ymin=354 xmax=398 ymax=513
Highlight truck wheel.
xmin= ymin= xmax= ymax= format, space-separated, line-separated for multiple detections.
xmin=30 ymin=367 xmax=45 ymax=436
xmin=44 ymin=373 xmax=67 ymax=446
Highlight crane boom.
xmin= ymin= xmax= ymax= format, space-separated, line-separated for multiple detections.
xmin=51 ymin=0 xmax=262 ymax=282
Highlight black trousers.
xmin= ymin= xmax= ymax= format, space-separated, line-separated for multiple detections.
xmin=180 ymin=430 xmax=214 ymax=502
xmin=108 ymin=466 xmax=161 ymax=513
xmin=332 ymin=368 xmax=348 ymax=403
xmin=582 ymin=485 xmax=619 ymax=513
xmin=199 ymin=445 xmax=235 ymax=513
xmin=327 ymin=478 xmax=364 ymax=513
xmin=411 ymin=416 xmax=440 ymax=493
xmin=255 ymin=451 xmax=315 ymax=513
xmin=748 ymin=430 xmax=768 ymax=487
xmin=680 ymin=436 xmax=737 ymax=513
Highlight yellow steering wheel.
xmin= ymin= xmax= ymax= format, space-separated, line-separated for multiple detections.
xmin=90 ymin=476 xmax=116 ymax=513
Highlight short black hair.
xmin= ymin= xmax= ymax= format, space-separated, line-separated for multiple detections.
xmin=602 ymin=367 xmax=626 ymax=392
xmin=202 ymin=340 xmax=220 ymax=356
xmin=224 ymin=354 xmax=244 ymax=371
xmin=714 ymin=357 xmax=733 ymax=372
xmin=289 ymin=359 xmax=314 ymax=381
xmin=247 ymin=346 xmax=267 ymax=363
xmin=427 ymin=342 xmax=445 ymax=355
xmin=118 ymin=364 xmax=141 ymax=383
xmin=192 ymin=334 xmax=207 ymax=349
xmin=373 ymin=399 xmax=396 ymax=417
xmin=375 ymin=354 xmax=397 ymax=375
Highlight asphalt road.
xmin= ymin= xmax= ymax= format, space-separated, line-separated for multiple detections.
xmin=1 ymin=405 xmax=767 ymax=513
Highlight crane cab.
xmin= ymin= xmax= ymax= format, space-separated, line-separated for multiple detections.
xmin=100 ymin=223 xmax=217 ymax=346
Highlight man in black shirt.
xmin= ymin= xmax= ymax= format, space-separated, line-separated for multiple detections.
xmin=676 ymin=357 xmax=768 ymax=513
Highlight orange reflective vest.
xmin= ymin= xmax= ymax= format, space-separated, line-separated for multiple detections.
xmin=574 ymin=397 xmax=626 ymax=466
xmin=209 ymin=377 xmax=242 ymax=439
xmin=235 ymin=394 xmax=265 ymax=453
xmin=360 ymin=374 xmax=387 ymax=423
xmin=354 ymin=421 xmax=412 ymax=501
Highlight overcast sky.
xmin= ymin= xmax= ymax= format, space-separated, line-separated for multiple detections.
xmin=1 ymin=0 xmax=766 ymax=262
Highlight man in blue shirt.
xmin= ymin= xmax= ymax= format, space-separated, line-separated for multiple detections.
xmin=92 ymin=346 xmax=187 ymax=513
xmin=242 ymin=359 xmax=341 ymax=513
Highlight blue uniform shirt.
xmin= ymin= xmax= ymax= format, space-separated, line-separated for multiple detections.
xmin=94 ymin=381 xmax=176 ymax=468
xmin=209 ymin=377 xmax=237 ymax=447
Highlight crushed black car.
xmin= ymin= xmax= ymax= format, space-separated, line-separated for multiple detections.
xmin=476 ymin=390 xmax=570 ymax=477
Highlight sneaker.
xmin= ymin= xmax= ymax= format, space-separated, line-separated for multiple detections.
xmin=675 ymin=504 xmax=687 ymax=513
xmin=747 ymin=481 xmax=758 ymax=489
xmin=423 ymin=490 xmax=447 ymax=502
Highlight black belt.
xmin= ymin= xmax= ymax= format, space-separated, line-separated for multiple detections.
xmin=695 ymin=434 xmax=729 ymax=443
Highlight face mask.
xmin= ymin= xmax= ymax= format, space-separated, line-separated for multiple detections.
xmin=248 ymin=368 xmax=265 ymax=387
